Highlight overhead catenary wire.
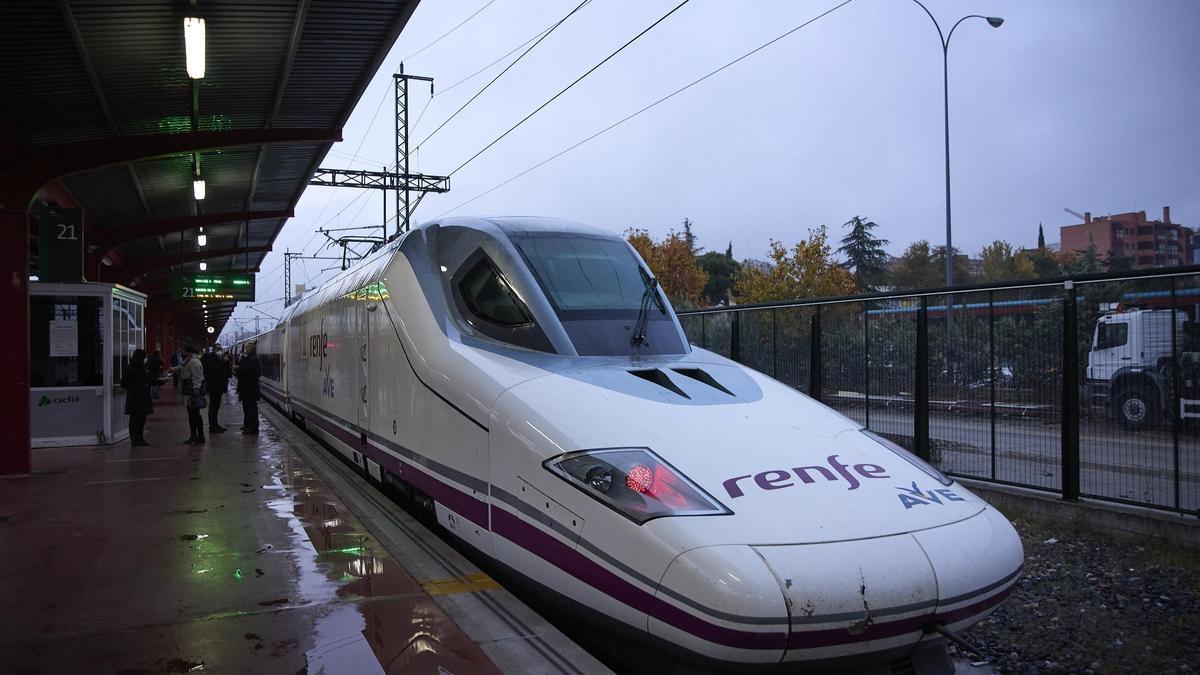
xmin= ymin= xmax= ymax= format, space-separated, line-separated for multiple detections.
xmin=401 ymin=0 xmax=498 ymax=63
xmin=233 ymin=1 xmax=507 ymax=326
xmin=416 ymin=0 xmax=593 ymax=149
xmin=447 ymin=0 xmax=693 ymax=178
xmin=433 ymin=0 xmax=856 ymax=219
xmin=344 ymin=0 xmax=498 ymax=166
xmin=435 ymin=15 xmax=563 ymax=98
xmin=306 ymin=0 xmax=498 ymax=228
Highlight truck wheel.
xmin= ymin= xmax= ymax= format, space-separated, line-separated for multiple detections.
xmin=1115 ymin=386 xmax=1157 ymax=430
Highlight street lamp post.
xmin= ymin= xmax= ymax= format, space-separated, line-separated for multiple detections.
xmin=911 ymin=1 xmax=1003 ymax=287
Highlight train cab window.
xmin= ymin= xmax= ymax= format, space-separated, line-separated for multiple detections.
xmin=513 ymin=234 xmax=686 ymax=356
xmin=460 ymin=256 xmax=533 ymax=327
xmin=454 ymin=252 xmax=554 ymax=352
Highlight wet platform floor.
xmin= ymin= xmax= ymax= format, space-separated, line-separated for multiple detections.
xmin=0 ymin=388 xmax=520 ymax=674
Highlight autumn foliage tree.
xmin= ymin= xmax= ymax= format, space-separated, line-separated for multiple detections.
xmin=979 ymin=240 xmax=1035 ymax=283
xmin=732 ymin=226 xmax=856 ymax=304
xmin=625 ymin=228 xmax=708 ymax=308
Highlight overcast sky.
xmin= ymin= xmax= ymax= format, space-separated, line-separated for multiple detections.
xmin=224 ymin=0 xmax=1200 ymax=337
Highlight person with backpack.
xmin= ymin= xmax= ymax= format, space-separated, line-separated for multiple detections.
xmin=179 ymin=344 xmax=206 ymax=444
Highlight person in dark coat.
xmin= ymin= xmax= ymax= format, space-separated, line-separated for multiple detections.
xmin=147 ymin=351 xmax=164 ymax=400
xmin=201 ymin=344 xmax=231 ymax=433
xmin=236 ymin=341 xmax=262 ymax=434
xmin=120 ymin=348 xmax=153 ymax=446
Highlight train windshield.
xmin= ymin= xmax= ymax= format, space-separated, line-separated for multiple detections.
xmin=514 ymin=235 xmax=657 ymax=314
xmin=512 ymin=233 xmax=686 ymax=355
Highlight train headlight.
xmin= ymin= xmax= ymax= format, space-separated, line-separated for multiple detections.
xmin=545 ymin=448 xmax=731 ymax=525
xmin=862 ymin=430 xmax=954 ymax=486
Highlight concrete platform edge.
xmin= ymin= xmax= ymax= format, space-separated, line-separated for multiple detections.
xmin=260 ymin=405 xmax=610 ymax=675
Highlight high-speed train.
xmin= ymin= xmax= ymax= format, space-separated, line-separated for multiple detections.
xmin=237 ymin=216 xmax=1023 ymax=672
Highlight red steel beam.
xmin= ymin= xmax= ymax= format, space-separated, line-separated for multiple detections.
xmin=100 ymin=245 xmax=270 ymax=285
xmin=96 ymin=209 xmax=294 ymax=257
xmin=1 ymin=128 xmax=342 ymax=207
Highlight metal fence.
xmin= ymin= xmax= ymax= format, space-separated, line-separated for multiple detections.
xmin=678 ymin=266 xmax=1200 ymax=515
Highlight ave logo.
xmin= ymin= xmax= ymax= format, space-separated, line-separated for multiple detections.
xmin=895 ymin=482 xmax=965 ymax=509
xmin=321 ymin=366 xmax=335 ymax=399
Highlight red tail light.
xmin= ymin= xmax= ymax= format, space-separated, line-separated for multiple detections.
xmin=547 ymin=448 xmax=731 ymax=524
xmin=626 ymin=464 xmax=653 ymax=493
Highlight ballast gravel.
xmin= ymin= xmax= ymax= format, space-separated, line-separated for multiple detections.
xmin=963 ymin=514 xmax=1200 ymax=674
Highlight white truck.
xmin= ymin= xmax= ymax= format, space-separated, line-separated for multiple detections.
xmin=1086 ymin=308 xmax=1200 ymax=429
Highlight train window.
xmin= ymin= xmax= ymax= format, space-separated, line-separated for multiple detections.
xmin=460 ymin=256 xmax=533 ymax=327
xmin=512 ymin=233 xmax=687 ymax=356
xmin=453 ymin=251 xmax=555 ymax=352
xmin=513 ymin=234 xmax=652 ymax=315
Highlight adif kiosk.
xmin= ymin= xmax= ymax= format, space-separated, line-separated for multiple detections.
xmin=30 ymin=282 xmax=147 ymax=447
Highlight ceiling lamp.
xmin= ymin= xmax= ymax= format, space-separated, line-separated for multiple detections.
xmin=199 ymin=261 xmax=208 ymax=271
xmin=197 ymin=227 xmax=207 ymax=247
xmin=184 ymin=17 xmax=206 ymax=79
xmin=193 ymin=176 xmax=206 ymax=200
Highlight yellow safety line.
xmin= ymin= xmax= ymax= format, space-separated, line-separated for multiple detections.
xmin=421 ymin=572 xmax=502 ymax=596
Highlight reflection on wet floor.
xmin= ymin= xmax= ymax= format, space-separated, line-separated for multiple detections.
xmin=0 ymin=392 xmax=500 ymax=675
xmin=268 ymin=436 xmax=498 ymax=674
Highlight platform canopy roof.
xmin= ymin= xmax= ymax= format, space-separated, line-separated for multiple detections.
xmin=0 ymin=0 xmax=420 ymax=339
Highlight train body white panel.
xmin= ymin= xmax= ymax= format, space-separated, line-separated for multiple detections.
xmin=237 ymin=216 xmax=1023 ymax=671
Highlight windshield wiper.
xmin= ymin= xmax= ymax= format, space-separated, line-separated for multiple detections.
xmin=631 ymin=269 xmax=665 ymax=347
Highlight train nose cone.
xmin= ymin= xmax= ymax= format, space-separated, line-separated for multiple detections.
xmin=753 ymin=534 xmax=939 ymax=665
xmin=650 ymin=511 xmax=1022 ymax=669
xmin=650 ymin=545 xmax=789 ymax=666
xmin=910 ymin=506 xmax=1025 ymax=625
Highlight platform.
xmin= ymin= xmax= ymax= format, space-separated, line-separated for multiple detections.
xmin=0 ymin=385 xmax=604 ymax=674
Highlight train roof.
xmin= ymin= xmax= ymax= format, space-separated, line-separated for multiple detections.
xmin=281 ymin=216 xmax=623 ymax=321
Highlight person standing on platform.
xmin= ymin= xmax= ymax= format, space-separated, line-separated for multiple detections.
xmin=202 ymin=344 xmax=230 ymax=433
xmin=180 ymin=344 xmax=206 ymax=445
xmin=120 ymin=348 xmax=153 ymax=446
xmin=236 ymin=340 xmax=261 ymax=435
xmin=147 ymin=350 xmax=163 ymax=400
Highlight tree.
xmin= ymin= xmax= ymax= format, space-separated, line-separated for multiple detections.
xmin=837 ymin=215 xmax=890 ymax=292
xmin=1105 ymin=250 xmax=1135 ymax=273
xmin=1028 ymin=247 xmax=1069 ymax=279
xmin=979 ymin=240 xmax=1035 ymax=283
xmin=1069 ymin=233 xmax=1105 ymax=275
xmin=681 ymin=218 xmax=702 ymax=256
xmin=890 ymin=241 xmax=942 ymax=290
xmin=732 ymin=226 xmax=856 ymax=304
xmin=933 ymin=245 xmax=974 ymax=286
xmin=625 ymin=228 xmax=708 ymax=308
xmin=725 ymin=241 xmax=733 ymax=259
xmin=696 ymin=251 xmax=740 ymax=306
xmin=1037 ymin=223 xmax=1046 ymax=249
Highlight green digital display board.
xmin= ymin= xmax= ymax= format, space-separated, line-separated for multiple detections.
xmin=172 ymin=273 xmax=255 ymax=301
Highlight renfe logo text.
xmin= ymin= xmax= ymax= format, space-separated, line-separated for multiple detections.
xmin=722 ymin=455 xmax=889 ymax=498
